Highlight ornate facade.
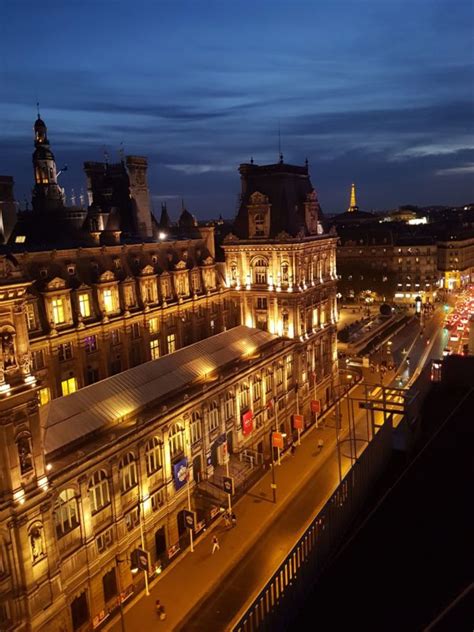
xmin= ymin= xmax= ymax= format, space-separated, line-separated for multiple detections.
xmin=0 ymin=128 xmax=338 ymax=631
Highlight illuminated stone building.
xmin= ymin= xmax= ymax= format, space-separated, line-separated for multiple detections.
xmin=223 ymin=158 xmax=339 ymax=413
xmin=0 ymin=121 xmax=338 ymax=631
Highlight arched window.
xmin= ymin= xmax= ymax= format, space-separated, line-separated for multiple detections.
xmin=88 ymin=470 xmax=110 ymax=514
xmin=16 ymin=433 xmax=33 ymax=475
xmin=54 ymin=489 xmax=79 ymax=538
xmin=224 ymin=391 xmax=234 ymax=420
xmin=169 ymin=423 xmax=184 ymax=459
xmin=190 ymin=411 xmax=202 ymax=444
xmin=253 ymin=376 xmax=262 ymax=403
xmin=252 ymin=258 xmax=268 ymax=285
xmin=145 ymin=436 xmax=162 ymax=476
xmin=239 ymin=382 xmax=250 ymax=410
xmin=119 ymin=452 xmax=137 ymax=493
xmin=208 ymin=401 xmax=219 ymax=432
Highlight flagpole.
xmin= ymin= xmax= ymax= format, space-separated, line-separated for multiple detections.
xmin=138 ymin=497 xmax=150 ymax=596
xmin=313 ymin=372 xmax=319 ymax=428
xmin=187 ymin=473 xmax=194 ymax=553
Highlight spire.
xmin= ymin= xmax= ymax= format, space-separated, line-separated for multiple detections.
xmin=159 ymin=202 xmax=171 ymax=228
xmin=348 ymin=183 xmax=359 ymax=212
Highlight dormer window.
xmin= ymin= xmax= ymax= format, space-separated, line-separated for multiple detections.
xmin=15 ymin=235 xmax=26 ymax=244
xmin=40 ymin=268 xmax=48 ymax=279
xmin=51 ymin=298 xmax=65 ymax=325
xmin=67 ymin=264 xmax=76 ymax=276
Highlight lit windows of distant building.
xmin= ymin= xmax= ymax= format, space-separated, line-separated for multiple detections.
xmin=150 ymin=338 xmax=160 ymax=360
xmin=61 ymin=377 xmax=77 ymax=396
xmin=78 ymin=293 xmax=91 ymax=318
xmin=51 ymin=298 xmax=65 ymax=325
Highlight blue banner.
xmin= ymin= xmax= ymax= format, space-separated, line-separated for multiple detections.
xmin=173 ymin=458 xmax=188 ymax=490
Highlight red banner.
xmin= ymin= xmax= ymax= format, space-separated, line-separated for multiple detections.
xmin=292 ymin=414 xmax=304 ymax=429
xmin=242 ymin=410 xmax=254 ymax=435
xmin=311 ymin=399 xmax=321 ymax=413
xmin=272 ymin=431 xmax=284 ymax=448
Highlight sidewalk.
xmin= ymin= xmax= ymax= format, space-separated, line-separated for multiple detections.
xmin=105 ymin=381 xmax=370 ymax=632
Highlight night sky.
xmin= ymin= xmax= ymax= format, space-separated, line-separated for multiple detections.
xmin=1 ymin=0 xmax=473 ymax=220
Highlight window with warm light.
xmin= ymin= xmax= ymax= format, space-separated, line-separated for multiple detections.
xmin=191 ymin=411 xmax=202 ymax=444
xmin=145 ymin=436 xmax=162 ymax=476
xmin=15 ymin=235 xmax=26 ymax=244
xmin=150 ymin=338 xmax=160 ymax=360
xmin=239 ymin=382 xmax=249 ymax=410
xmin=39 ymin=387 xmax=50 ymax=406
xmin=253 ymin=258 xmax=268 ymax=285
xmin=208 ymin=401 xmax=219 ymax=432
xmin=51 ymin=298 xmax=65 ymax=324
xmin=167 ymin=333 xmax=176 ymax=353
xmin=88 ymin=470 xmax=110 ymax=514
xmin=119 ymin=453 xmax=137 ymax=493
xmin=61 ymin=377 xmax=77 ymax=396
xmin=169 ymin=423 xmax=184 ymax=458
xmin=78 ymin=293 xmax=91 ymax=318
xmin=54 ymin=489 xmax=79 ymax=538
xmin=253 ymin=377 xmax=261 ymax=403
xmin=148 ymin=317 xmax=158 ymax=334
xmin=224 ymin=391 xmax=234 ymax=420
xmin=103 ymin=289 xmax=114 ymax=313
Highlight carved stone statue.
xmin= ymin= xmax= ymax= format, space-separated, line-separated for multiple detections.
xmin=20 ymin=352 xmax=32 ymax=375
xmin=1 ymin=332 xmax=16 ymax=368
xmin=30 ymin=525 xmax=45 ymax=561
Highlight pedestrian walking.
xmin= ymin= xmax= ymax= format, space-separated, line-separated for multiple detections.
xmin=155 ymin=600 xmax=166 ymax=620
xmin=231 ymin=512 xmax=237 ymax=527
xmin=290 ymin=443 xmax=296 ymax=456
xmin=224 ymin=511 xmax=231 ymax=528
xmin=317 ymin=439 xmax=324 ymax=452
xmin=212 ymin=535 xmax=220 ymax=554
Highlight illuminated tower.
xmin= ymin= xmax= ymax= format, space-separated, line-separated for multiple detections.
xmin=347 ymin=182 xmax=358 ymax=213
xmin=223 ymin=158 xmax=339 ymax=420
xmin=32 ymin=112 xmax=65 ymax=212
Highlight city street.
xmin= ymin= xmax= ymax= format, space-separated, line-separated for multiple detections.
xmin=105 ymin=303 xmax=458 ymax=632
xmin=106 ymin=378 xmax=376 ymax=632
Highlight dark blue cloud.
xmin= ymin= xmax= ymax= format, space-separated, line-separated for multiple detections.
xmin=1 ymin=0 xmax=473 ymax=215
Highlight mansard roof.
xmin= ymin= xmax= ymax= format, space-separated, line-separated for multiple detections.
xmin=233 ymin=160 xmax=322 ymax=239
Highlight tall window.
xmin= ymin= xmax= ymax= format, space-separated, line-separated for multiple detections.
xmin=240 ymin=382 xmax=249 ymax=410
xmin=78 ymin=293 xmax=91 ymax=318
xmin=167 ymin=333 xmax=176 ymax=353
xmin=61 ymin=377 xmax=77 ymax=396
xmin=32 ymin=349 xmax=45 ymax=371
xmin=253 ymin=376 xmax=261 ymax=404
xmin=253 ymin=259 xmax=268 ymax=285
xmin=17 ymin=434 xmax=33 ymax=475
xmin=88 ymin=470 xmax=110 ymax=514
xmin=208 ymin=401 xmax=219 ymax=432
xmin=84 ymin=335 xmax=97 ymax=353
xmin=281 ymin=263 xmax=289 ymax=284
xmin=169 ymin=423 xmax=184 ymax=459
xmin=39 ymin=387 xmax=50 ymax=406
xmin=149 ymin=317 xmax=158 ymax=334
xmin=103 ymin=289 xmax=114 ymax=313
xmin=265 ymin=370 xmax=273 ymax=395
xmin=150 ymin=339 xmax=160 ymax=360
xmin=224 ymin=391 xmax=234 ymax=421
xmin=51 ymin=298 xmax=65 ymax=324
xmin=119 ymin=453 xmax=137 ymax=493
xmin=102 ymin=568 xmax=118 ymax=603
xmin=190 ymin=411 xmax=202 ymax=444
xmin=286 ymin=355 xmax=294 ymax=387
xmin=145 ymin=436 xmax=162 ymax=476
xmin=58 ymin=342 xmax=73 ymax=362
xmin=26 ymin=303 xmax=37 ymax=330
xmin=54 ymin=489 xmax=79 ymax=538
xmin=276 ymin=363 xmax=284 ymax=393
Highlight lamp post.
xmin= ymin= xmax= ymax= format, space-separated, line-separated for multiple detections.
xmin=115 ymin=556 xmax=127 ymax=632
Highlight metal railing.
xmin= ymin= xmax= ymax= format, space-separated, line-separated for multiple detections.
xmin=232 ymin=415 xmax=393 ymax=632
